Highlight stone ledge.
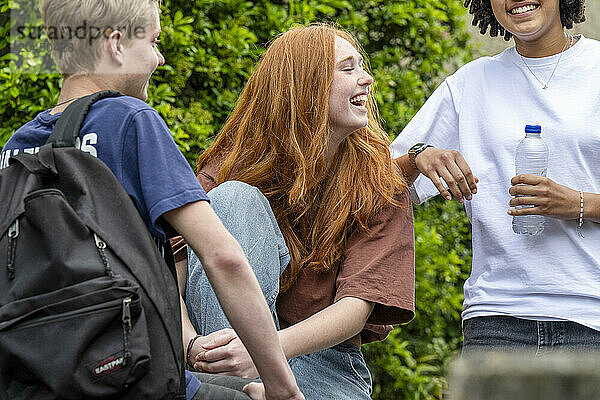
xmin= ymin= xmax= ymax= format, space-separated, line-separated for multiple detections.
xmin=449 ymin=351 xmax=600 ymax=400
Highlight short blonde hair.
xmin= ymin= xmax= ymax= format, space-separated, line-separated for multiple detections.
xmin=38 ymin=0 xmax=160 ymax=76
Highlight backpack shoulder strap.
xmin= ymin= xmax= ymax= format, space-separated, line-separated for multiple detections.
xmin=47 ymin=90 xmax=124 ymax=147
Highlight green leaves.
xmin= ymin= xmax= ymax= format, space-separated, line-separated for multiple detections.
xmin=364 ymin=198 xmax=472 ymax=399
xmin=1 ymin=1 xmax=474 ymax=397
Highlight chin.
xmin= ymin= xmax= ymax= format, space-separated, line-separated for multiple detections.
xmin=354 ymin=118 xmax=368 ymax=132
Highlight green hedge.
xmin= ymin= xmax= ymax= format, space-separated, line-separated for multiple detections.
xmin=1 ymin=1 xmax=474 ymax=397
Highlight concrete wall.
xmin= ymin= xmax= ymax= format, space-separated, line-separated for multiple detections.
xmin=449 ymin=352 xmax=600 ymax=400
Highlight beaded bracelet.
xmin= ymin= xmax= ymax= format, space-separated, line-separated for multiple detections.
xmin=577 ymin=191 xmax=584 ymax=238
xmin=186 ymin=334 xmax=202 ymax=368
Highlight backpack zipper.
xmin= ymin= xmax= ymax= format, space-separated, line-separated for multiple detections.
xmin=6 ymin=220 xmax=19 ymax=279
xmin=94 ymin=233 xmax=115 ymax=278
xmin=122 ymin=297 xmax=132 ymax=375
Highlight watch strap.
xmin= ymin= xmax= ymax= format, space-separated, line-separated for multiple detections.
xmin=408 ymin=143 xmax=433 ymax=171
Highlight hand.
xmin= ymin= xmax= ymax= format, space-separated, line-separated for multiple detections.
xmin=187 ymin=329 xmax=236 ymax=371
xmin=508 ymin=174 xmax=580 ymax=219
xmin=243 ymin=382 xmax=305 ymax=400
xmin=194 ymin=329 xmax=259 ymax=379
xmin=414 ymin=147 xmax=478 ymax=203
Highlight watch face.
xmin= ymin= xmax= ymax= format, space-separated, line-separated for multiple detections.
xmin=409 ymin=143 xmax=426 ymax=152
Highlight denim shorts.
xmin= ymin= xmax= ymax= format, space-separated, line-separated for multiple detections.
xmin=289 ymin=343 xmax=372 ymax=400
xmin=462 ymin=315 xmax=600 ymax=355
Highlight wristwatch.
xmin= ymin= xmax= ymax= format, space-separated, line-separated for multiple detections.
xmin=408 ymin=143 xmax=433 ymax=171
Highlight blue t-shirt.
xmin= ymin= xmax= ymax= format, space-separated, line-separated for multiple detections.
xmin=1 ymin=96 xmax=209 ymax=242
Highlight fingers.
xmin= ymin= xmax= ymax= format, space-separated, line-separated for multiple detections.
xmin=438 ymin=168 xmax=466 ymax=203
xmin=509 ymin=184 xmax=542 ymax=197
xmin=436 ymin=164 xmax=477 ymax=203
xmin=194 ymin=358 xmax=237 ymax=374
xmin=507 ymin=205 xmax=543 ymax=216
xmin=417 ymin=149 xmax=477 ymax=202
xmin=511 ymin=174 xmax=545 ymax=186
xmin=454 ymin=155 xmax=478 ymax=194
xmin=428 ymin=173 xmax=453 ymax=201
xmin=243 ymin=382 xmax=266 ymax=400
xmin=202 ymin=345 xmax=233 ymax=362
xmin=508 ymin=196 xmax=540 ymax=208
xmin=201 ymin=328 xmax=237 ymax=350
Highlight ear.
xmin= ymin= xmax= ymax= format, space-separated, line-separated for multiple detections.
xmin=106 ymin=30 xmax=125 ymax=66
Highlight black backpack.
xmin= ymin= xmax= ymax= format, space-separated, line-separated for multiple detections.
xmin=0 ymin=91 xmax=186 ymax=399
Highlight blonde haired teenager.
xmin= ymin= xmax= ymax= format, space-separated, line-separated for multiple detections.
xmin=178 ymin=24 xmax=415 ymax=399
xmin=1 ymin=1 xmax=303 ymax=399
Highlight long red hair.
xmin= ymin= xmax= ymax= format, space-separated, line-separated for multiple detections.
xmin=197 ymin=23 xmax=406 ymax=292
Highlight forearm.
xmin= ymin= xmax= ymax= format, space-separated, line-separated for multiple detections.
xmin=175 ymin=255 xmax=198 ymax=359
xmin=180 ymin=296 xmax=198 ymax=360
xmin=278 ymin=297 xmax=374 ymax=359
xmin=201 ymin=254 xmax=293 ymax=381
xmin=394 ymin=155 xmax=420 ymax=185
xmin=164 ymin=202 xmax=298 ymax=397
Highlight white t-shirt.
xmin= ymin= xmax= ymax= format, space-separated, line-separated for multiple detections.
xmin=390 ymin=36 xmax=600 ymax=330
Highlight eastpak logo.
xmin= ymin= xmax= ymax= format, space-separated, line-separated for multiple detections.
xmin=93 ymin=354 xmax=126 ymax=376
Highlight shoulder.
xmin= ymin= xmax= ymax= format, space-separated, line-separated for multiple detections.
xmin=3 ymin=110 xmax=55 ymax=151
xmin=197 ymin=159 xmax=225 ymax=192
xmin=373 ymin=189 xmax=412 ymax=225
xmin=579 ymin=36 xmax=600 ymax=57
xmin=447 ymin=48 xmax=514 ymax=86
xmin=349 ymin=189 xmax=412 ymax=236
xmin=92 ymin=95 xmax=159 ymax=119
xmin=581 ymin=36 xmax=600 ymax=48
xmin=85 ymin=96 xmax=169 ymax=138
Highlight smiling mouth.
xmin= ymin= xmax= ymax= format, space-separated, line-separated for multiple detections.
xmin=510 ymin=4 xmax=539 ymax=15
xmin=349 ymin=94 xmax=367 ymax=107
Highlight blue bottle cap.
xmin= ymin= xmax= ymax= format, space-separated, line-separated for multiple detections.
xmin=525 ymin=125 xmax=542 ymax=133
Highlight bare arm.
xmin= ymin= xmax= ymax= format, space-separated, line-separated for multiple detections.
xmin=195 ymin=297 xmax=374 ymax=377
xmin=395 ymin=154 xmax=420 ymax=186
xmin=173 ymin=257 xmax=199 ymax=365
xmin=163 ymin=200 xmax=303 ymax=400
xmin=279 ymin=297 xmax=374 ymax=358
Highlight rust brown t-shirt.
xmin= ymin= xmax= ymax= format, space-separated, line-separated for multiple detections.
xmin=180 ymin=163 xmax=415 ymax=344
xmin=276 ymin=189 xmax=415 ymax=343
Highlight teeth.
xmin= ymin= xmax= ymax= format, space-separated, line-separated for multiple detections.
xmin=350 ymin=95 xmax=368 ymax=105
xmin=511 ymin=4 xmax=537 ymax=14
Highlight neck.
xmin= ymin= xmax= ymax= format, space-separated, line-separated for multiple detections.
xmin=51 ymin=75 xmax=110 ymax=114
xmin=326 ymin=133 xmax=346 ymax=168
xmin=514 ymin=27 xmax=569 ymax=58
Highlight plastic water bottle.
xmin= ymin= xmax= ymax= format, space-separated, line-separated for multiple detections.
xmin=512 ymin=125 xmax=548 ymax=235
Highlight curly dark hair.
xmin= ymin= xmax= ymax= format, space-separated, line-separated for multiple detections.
xmin=464 ymin=0 xmax=586 ymax=41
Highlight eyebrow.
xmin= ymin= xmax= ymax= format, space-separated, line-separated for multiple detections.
xmin=336 ymin=55 xmax=363 ymax=66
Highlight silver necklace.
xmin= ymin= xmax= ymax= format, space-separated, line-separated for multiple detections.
xmin=519 ymin=34 xmax=574 ymax=90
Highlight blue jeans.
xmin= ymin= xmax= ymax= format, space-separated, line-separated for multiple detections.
xmin=289 ymin=344 xmax=372 ymax=400
xmin=186 ymin=181 xmax=374 ymax=399
xmin=186 ymin=181 xmax=290 ymax=334
xmin=462 ymin=316 xmax=600 ymax=355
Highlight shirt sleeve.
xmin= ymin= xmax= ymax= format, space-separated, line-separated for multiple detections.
xmin=389 ymin=80 xmax=461 ymax=204
xmin=121 ymin=109 xmax=209 ymax=240
xmin=334 ymin=190 xmax=415 ymax=328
